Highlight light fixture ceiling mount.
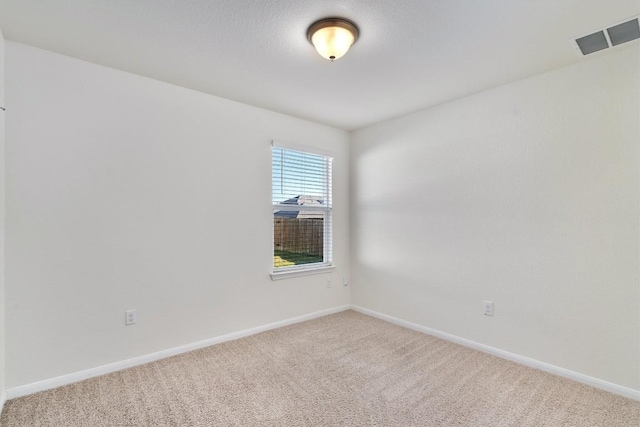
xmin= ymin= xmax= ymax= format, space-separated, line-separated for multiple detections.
xmin=307 ymin=18 xmax=359 ymax=62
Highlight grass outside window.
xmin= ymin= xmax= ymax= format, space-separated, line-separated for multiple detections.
xmin=273 ymin=250 xmax=323 ymax=268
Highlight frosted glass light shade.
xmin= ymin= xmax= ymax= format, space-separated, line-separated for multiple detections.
xmin=307 ymin=18 xmax=359 ymax=62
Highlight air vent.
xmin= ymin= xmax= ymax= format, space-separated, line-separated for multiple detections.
xmin=573 ymin=16 xmax=640 ymax=56
xmin=576 ymin=31 xmax=608 ymax=55
xmin=608 ymin=19 xmax=640 ymax=46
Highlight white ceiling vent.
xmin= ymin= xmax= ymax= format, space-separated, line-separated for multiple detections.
xmin=573 ymin=16 xmax=640 ymax=55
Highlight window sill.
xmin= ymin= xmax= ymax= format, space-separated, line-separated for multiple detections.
xmin=270 ymin=265 xmax=335 ymax=281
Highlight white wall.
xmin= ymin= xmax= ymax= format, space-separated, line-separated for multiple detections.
xmin=0 ymin=26 xmax=6 ymax=408
xmin=5 ymin=42 xmax=350 ymax=389
xmin=351 ymin=46 xmax=640 ymax=391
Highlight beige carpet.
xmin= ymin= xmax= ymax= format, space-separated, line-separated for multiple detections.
xmin=1 ymin=310 xmax=638 ymax=426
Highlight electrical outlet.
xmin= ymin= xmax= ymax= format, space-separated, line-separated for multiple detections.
xmin=326 ymin=279 xmax=332 ymax=288
xmin=483 ymin=301 xmax=494 ymax=316
xmin=125 ymin=309 xmax=137 ymax=325
xmin=343 ymin=276 xmax=349 ymax=286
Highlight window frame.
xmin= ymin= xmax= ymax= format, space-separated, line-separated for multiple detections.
xmin=270 ymin=141 xmax=335 ymax=280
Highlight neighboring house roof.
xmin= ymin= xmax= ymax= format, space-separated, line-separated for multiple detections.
xmin=274 ymin=196 xmax=324 ymax=219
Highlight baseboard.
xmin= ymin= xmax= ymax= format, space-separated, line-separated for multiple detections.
xmin=6 ymin=304 xmax=351 ymax=400
xmin=0 ymin=390 xmax=6 ymax=415
xmin=350 ymin=305 xmax=640 ymax=401
xmin=8 ymin=304 xmax=638 ymax=402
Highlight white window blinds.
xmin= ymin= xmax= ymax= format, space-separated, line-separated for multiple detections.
xmin=272 ymin=145 xmax=333 ymax=271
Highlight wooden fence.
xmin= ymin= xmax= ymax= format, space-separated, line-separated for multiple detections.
xmin=274 ymin=218 xmax=324 ymax=256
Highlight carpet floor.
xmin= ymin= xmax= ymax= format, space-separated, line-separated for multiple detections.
xmin=1 ymin=310 xmax=638 ymax=426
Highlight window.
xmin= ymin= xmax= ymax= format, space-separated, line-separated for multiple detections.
xmin=271 ymin=143 xmax=333 ymax=278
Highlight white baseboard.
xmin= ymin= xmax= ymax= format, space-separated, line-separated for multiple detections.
xmin=350 ymin=305 xmax=640 ymax=401
xmin=6 ymin=305 xmax=351 ymax=400
xmin=7 ymin=304 xmax=638 ymax=402
xmin=0 ymin=390 xmax=6 ymax=415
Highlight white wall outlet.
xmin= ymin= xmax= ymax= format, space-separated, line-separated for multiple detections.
xmin=326 ymin=279 xmax=332 ymax=288
xmin=125 ymin=309 xmax=137 ymax=325
xmin=483 ymin=301 xmax=494 ymax=316
xmin=343 ymin=276 xmax=349 ymax=286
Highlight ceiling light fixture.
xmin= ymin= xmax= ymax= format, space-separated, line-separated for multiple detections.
xmin=307 ymin=18 xmax=359 ymax=62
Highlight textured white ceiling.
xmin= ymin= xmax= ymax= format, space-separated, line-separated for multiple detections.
xmin=0 ymin=1 xmax=638 ymax=130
